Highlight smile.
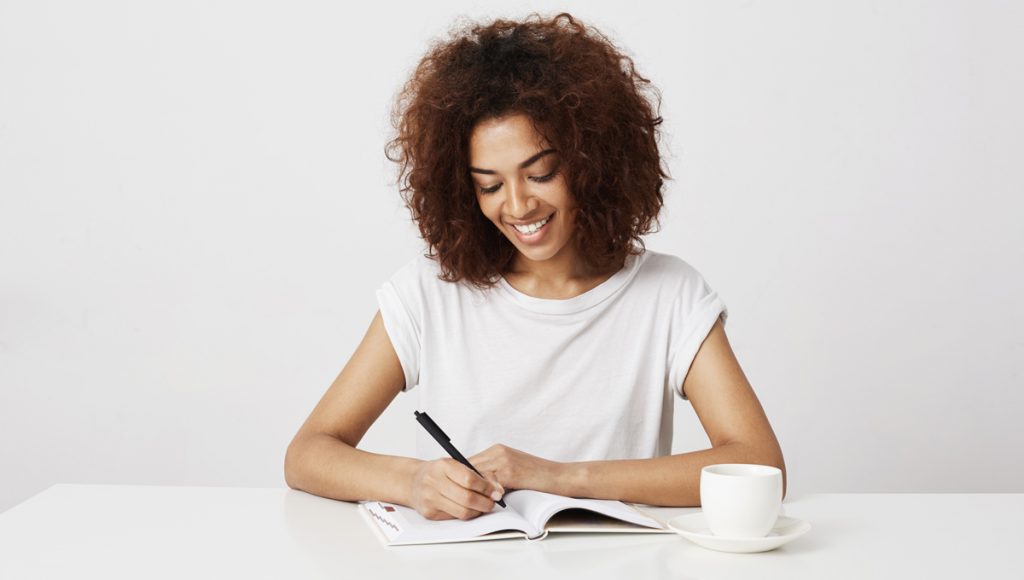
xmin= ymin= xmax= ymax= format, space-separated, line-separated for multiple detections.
xmin=508 ymin=213 xmax=554 ymax=246
xmin=510 ymin=215 xmax=552 ymax=234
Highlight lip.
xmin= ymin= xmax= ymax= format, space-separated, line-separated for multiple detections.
xmin=508 ymin=213 xmax=554 ymax=245
xmin=506 ymin=213 xmax=554 ymax=226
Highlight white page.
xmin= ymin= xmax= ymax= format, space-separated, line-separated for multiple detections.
xmin=362 ymin=500 xmax=539 ymax=544
xmin=505 ymin=490 xmax=665 ymax=531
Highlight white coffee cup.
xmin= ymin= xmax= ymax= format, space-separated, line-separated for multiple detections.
xmin=700 ymin=463 xmax=783 ymax=538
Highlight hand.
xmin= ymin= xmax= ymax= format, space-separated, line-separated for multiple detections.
xmin=408 ymin=458 xmax=505 ymax=521
xmin=468 ymin=444 xmax=564 ymax=495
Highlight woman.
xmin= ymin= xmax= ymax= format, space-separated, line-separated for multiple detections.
xmin=285 ymin=12 xmax=786 ymax=521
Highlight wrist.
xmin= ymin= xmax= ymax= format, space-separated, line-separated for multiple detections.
xmin=398 ymin=457 xmax=425 ymax=506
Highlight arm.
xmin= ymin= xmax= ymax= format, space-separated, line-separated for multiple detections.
xmin=285 ymin=310 xmax=503 ymax=520
xmin=560 ymin=317 xmax=787 ymax=506
xmin=284 ymin=310 xmax=422 ymax=506
xmin=471 ymin=317 xmax=786 ymax=506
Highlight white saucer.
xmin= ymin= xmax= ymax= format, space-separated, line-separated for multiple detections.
xmin=667 ymin=513 xmax=811 ymax=553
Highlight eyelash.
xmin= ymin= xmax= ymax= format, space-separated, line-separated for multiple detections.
xmin=478 ymin=170 xmax=560 ymax=195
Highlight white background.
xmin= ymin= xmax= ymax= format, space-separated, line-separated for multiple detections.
xmin=1 ymin=0 xmax=1022 ymax=513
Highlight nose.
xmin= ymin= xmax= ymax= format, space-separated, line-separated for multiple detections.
xmin=505 ymin=177 xmax=538 ymax=219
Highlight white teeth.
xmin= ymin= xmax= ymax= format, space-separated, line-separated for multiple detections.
xmin=512 ymin=215 xmax=551 ymax=234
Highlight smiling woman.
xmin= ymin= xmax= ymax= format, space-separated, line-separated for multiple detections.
xmin=468 ymin=116 xmax=591 ymax=298
xmin=284 ymin=12 xmax=786 ymax=523
xmin=383 ymin=12 xmax=667 ymax=294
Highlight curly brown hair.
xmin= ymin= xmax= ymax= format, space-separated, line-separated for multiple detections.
xmin=385 ymin=12 xmax=669 ymax=291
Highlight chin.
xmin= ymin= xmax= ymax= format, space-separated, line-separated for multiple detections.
xmin=516 ymin=241 xmax=566 ymax=262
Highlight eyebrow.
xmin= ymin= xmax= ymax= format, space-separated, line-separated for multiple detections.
xmin=469 ymin=148 xmax=557 ymax=175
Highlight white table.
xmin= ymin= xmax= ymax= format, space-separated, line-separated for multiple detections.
xmin=0 ymin=485 xmax=1020 ymax=579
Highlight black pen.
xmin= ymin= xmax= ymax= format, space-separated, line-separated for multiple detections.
xmin=414 ymin=410 xmax=507 ymax=508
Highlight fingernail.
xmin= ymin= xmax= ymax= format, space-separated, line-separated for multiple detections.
xmin=491 ymin=490 xmax=503 ymax=501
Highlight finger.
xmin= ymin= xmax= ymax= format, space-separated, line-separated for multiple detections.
xmin=468 ymin=459 xmax=500 ymax=488
xmin=421 ymin=491 xmax=476 ymax=521
xmin=446 ymin=467 xmax=500 ymax=509
xmin=438 ymin=477 xmax=493 ymax=518
xmin=445 ymin=463 xmax=504 ymax=501
xmin=437 ymin=491 xmax=485 ymax=521
xmin=486 ymin=471 xmax=506 ymax=495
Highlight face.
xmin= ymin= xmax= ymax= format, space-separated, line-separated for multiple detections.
xmin=468 ymin=114 xmax=577 ymax=265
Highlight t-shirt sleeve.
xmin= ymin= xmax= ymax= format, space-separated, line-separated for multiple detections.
xmin=375 ymin=257 xmax=423 ymax=392
xmin=667 ymin=261 xmax=729 ymax=401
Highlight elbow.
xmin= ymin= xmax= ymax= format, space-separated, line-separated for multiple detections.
xmin=779 ymin=462 xmax=788 ymax=502
xmin=768 ymin=448 xmax=787 ymax=502
xmin=757 ymin=443 xmax=786 ymax=502
xmin=283 ymin=438 xmax=306 ymax=491
xmin=733 ymin=441 xmax=786 ymax=501
xmin=755 ymin=440 xmax=786 ymax=502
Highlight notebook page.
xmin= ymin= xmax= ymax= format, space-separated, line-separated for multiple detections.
xmin=505 ymin=490 xmax=665 ymax=531
xmin=543 ymin=508 xmax=674 ymax=534
xmin=361 ymin=501 xmax=538 ymax=544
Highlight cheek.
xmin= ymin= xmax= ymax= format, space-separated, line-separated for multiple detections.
xmin=474 ymin=195 xmax=488 ymax=211
xmin=554 ymin=192 xmax=577 ymax=220
xmin=477 ymin=199 xmax=499 ymax=224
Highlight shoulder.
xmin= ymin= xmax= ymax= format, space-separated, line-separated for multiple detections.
xmin=382 ymin=253 xmax=458 ymax=295
xmin=635 ymin=249 xmax=711 ymax=289
xmin=390 ymin=253 xmax=432 ymax=279
xmin=384 ymin=253 xmax=432 ymax=286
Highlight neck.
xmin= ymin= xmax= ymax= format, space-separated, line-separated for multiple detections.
xmin=505 ymin=246 xmax=625 ymax=299
xmin=508 ymin=249 xmax=584 ymax=288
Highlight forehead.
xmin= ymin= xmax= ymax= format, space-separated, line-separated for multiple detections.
xmin=468 ymin=114 xmax=552 ymax=165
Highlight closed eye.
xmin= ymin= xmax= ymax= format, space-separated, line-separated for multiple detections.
xmin=478 ymin=169 xmax=560 ymax=195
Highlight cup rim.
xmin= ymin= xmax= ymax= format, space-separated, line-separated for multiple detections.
xmin=701 ymin=463 xmax=781 ymax=477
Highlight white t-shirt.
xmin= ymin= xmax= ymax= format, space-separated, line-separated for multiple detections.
xmin=375 ymin=249 xmax=728 ymax=463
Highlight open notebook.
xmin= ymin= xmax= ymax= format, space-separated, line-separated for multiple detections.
xmin=359 ymin=489 xmax=672 ymax=546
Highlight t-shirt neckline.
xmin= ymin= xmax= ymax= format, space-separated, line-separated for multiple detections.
xmin=495 ymin=251 xmax=645 ymax=315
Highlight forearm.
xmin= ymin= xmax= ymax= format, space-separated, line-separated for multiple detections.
xmin=284 ymin=432 xmax=423 ymax=506
xmin=558 ymin=442 xmax=787 ymax=507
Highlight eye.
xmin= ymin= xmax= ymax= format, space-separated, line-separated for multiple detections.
xmin=477 ymin=169 xmax=560 ymax=195
xmin=531 ymin=169 xmax=560 ymax=184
